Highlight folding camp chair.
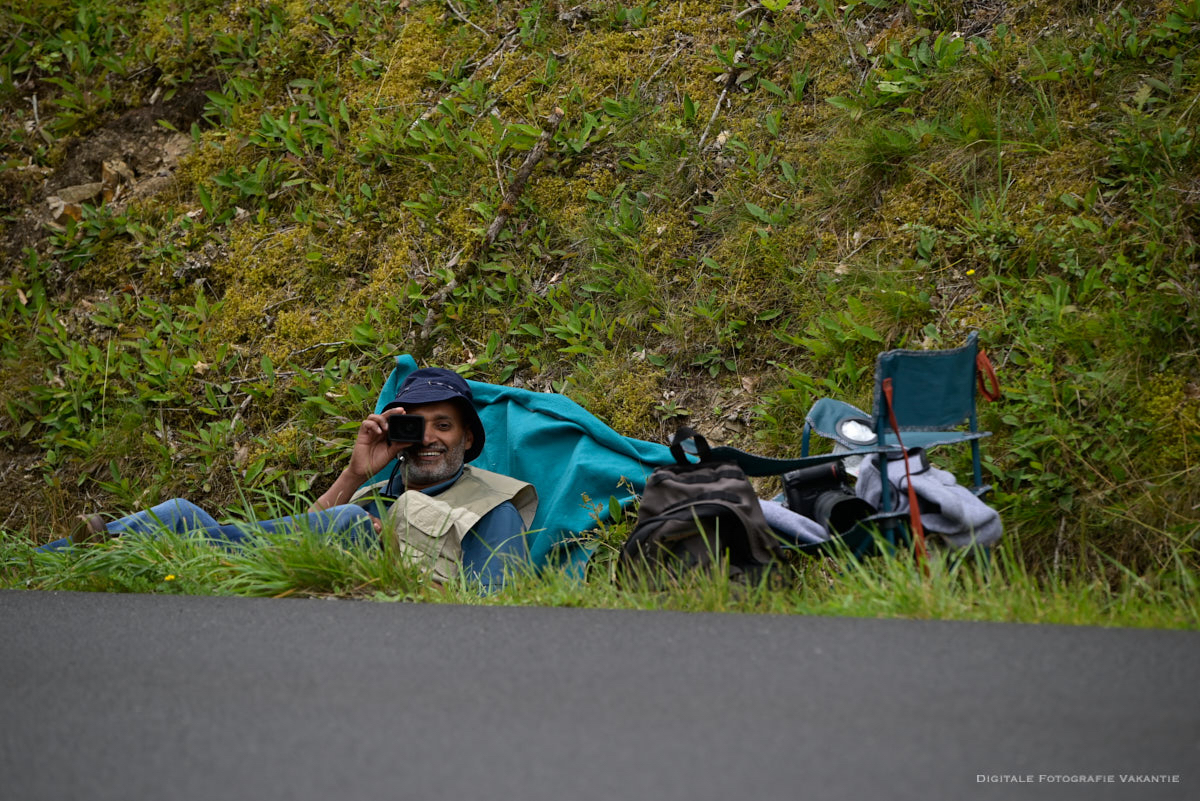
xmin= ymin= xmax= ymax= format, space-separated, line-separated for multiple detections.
xmin=800 ymin=331 xmax=1001 ymax=555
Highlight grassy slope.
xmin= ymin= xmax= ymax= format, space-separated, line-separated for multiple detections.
xmin=1 ymin=0 xmax=1198 ymax=617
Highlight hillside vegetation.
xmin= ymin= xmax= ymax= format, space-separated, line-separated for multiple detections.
xmin=1 ymin=0 xmax=1198 ymax=588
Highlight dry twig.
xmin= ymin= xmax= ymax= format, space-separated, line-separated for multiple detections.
xmin=413 ymin=108 xmax=566 ymax=355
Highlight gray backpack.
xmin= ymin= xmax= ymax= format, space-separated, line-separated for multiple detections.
xmin=619 ymin=428 xmax=781 ymax=581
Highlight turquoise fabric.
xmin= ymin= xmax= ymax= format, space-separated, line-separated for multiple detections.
xmin=368 ymin=355 xmax=678 ymax=571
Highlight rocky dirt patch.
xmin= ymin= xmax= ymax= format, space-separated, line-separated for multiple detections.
xmin=2 ymin=80 xmax=215 ymax=277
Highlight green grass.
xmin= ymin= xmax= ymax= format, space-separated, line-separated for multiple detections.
xmin=4 ymin=526 xmax=1196 ymax=630
xmin=2 ymin=0 xmax=1199 ymax=616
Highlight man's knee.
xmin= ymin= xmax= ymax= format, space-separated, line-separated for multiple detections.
xmin=321 ymin=504 xmax=379 ymax=545
xmin=145 ymin=498 xmax=210 ymax=532
xmin=326 ymin=504 xmax=372 ymax=525
xmin=151 ymin=498 xmax=204 ymax=517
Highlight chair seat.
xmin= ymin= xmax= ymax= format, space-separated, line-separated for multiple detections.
xmin=878 ymin=428 xmax=991 ymax=451
xmin=803 ymin=392 xmax=991 ymax=455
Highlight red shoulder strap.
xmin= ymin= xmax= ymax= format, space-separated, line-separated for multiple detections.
xmin=882 ymin=378 xmax=928 ymax=571
xmin=976 ymin=350 xmax=1001 ymax=402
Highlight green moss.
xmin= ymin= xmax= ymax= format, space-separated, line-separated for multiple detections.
xmin=527 ymin=175 xmax=594 ymax=234
xmin=1141 ymin=375 xmax=1200 ymax=465
xmin=359 ymin=15 xmax=448 ymax=109
xmin=248 ymin=423 xmax=311 ymax=475
xmin=567 ymin=351 xmax=664 ymax=439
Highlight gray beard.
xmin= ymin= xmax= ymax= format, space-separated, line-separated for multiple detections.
xmin=402 ymin=442 xmax=466 ymax=488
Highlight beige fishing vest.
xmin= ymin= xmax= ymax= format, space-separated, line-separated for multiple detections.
xmin=351 ymin=466 xmax=537 ymax=584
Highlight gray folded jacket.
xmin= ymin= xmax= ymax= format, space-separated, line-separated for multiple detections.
xmin=759 ymin=499 xmax=829 ymax=545
xmin=854 ymin=453 xmax=1002 ymax=549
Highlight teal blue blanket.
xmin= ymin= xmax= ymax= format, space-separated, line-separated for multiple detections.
xmin=368 ymin=355 xmax=677 ymax=570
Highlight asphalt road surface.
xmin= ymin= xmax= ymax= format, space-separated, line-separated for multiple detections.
xmin=2 ymin=590 xmax=1197 ymax=801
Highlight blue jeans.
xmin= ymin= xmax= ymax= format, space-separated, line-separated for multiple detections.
xmin=39 ymin=499 xmax=377 ymax=551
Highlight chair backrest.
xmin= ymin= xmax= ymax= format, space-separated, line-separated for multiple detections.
xmin=871 ymin=331 xmax=981 ymax=434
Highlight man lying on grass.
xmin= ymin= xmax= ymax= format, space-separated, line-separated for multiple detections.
xmin=42 ymin=368 xmax=539 ymax=590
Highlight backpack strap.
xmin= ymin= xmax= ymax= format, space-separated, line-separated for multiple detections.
xmin=669 ymin=426 xmax=712 ymax=464
xmin=672 ymin=426 xmax=846 ymax=476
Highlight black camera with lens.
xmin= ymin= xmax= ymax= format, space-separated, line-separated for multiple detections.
xmin=783 ymin=461 xmax=874 ymax=535
xmin=387 ymin=413 xmax=425 ymax=444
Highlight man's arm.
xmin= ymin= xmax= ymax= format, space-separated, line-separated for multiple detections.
xmin=310 ymin=468 xmax=370 ymax=512
xmin=310 ymin=410 xmax=407 ymax=511
xmin=460 ymin=502 xmax=530 ymax=590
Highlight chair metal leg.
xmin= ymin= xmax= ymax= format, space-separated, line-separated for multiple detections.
xmin=971 ymin=438 xmax=983 ymax=491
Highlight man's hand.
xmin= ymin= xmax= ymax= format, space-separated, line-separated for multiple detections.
xmin=346 ymin=408 xmax=410 ymax=482
xmin=310 ymin=408 xmax=412 ymax=511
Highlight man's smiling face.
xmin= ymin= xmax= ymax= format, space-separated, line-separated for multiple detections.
xmin=399 ymin=400 xmax=474 ymax=489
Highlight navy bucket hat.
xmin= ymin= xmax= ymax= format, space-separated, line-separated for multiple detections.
xmin=384 ymin=367 xmax=485 ymax=462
